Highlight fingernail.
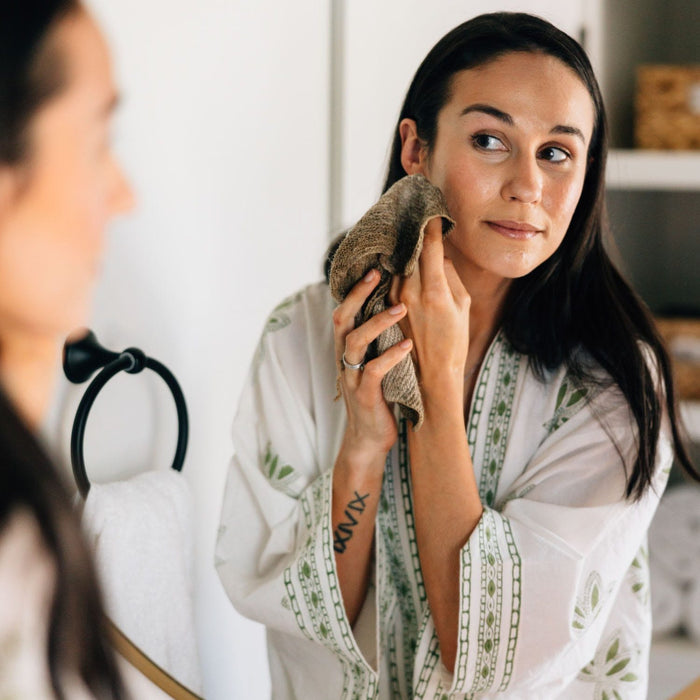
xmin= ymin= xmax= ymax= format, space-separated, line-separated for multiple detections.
xmin=363 ymin=269 xmax=376 ymax=282
xmin=399 ymin=339 xmax=412 ymax=349
xmin=388 ymin=303 xmax=405 ymax=315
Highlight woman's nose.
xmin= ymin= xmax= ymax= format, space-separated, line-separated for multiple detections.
xmin=110 ymin=158 xmax=136 ymax=216
xmin=501 ymin=154 xmax=542 ymax=204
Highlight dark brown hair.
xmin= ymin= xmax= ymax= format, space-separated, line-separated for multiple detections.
xmin=0 ymin=0 xmax=79 ymax=163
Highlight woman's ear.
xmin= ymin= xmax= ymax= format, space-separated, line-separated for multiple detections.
xmin=399 ymin=119 xmax=427 ymax=176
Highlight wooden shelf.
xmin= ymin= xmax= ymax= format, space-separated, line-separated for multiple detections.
xmin=607 ymin=150 xmax=700 ymax=191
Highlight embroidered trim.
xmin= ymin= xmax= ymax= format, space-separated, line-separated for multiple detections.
xmin=499 ymin=516 xmax=521 ymax=691
xmin=413 ymin=630 xmax=441 ymax=699
xmin=450 ymin=510 xmax=522 ymax=696
xmin=377 ymin=426 xmax=424 ymax=695
xmin=284 ymin=473 xmax=378 ymax=698
xmin=478 ymin=341 xmax=521 ymax=507
xmin=399 ymin=418 xmax=426 ymax=604
xmin=472 ymin=511 xmax=506 ymax=693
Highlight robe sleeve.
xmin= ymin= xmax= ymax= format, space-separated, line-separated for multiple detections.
xmin=427 ymin=379 xmax=673 ymax=697
xmin=215 ymin=290 xmax=373 ymax=679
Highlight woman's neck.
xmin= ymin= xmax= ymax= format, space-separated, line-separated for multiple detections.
xmin=459 ymin=277 xmax=510 ymax=413
xmin=460 ymin=264 xmax=511 ymax=358
xmin=0 ymin=333 xmax=60 ymax=429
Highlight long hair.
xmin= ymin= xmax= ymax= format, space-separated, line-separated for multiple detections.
xmin=0 ymin=2 xmax=126 ymax=697
xmin=381 ymin=12 xmax=696 ymax=499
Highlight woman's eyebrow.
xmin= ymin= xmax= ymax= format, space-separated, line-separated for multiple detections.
xmin=550 ymin=124 xmax=586 ymax=143
xmin=460 ymin=103 xmax=586 ymax=143
xmin=460 ymin=103 xmax=513 ymax=125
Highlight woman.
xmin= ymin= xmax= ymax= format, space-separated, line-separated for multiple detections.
xmin=0 ymin=1 xmax=133 ymax=697
xmin=216 ymin=12 xmax=697 ymax=699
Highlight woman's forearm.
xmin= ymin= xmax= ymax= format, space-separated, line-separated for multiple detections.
xmin=408 ymin=390 xmax=483 ymax=673
xmin=332 ymin=447 xmax=385 ymax=626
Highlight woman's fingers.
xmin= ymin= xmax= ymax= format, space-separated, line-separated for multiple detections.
xmin=359 ymin=338 xmax=413 ymax=391
xmin=419 ymin=217 xmax=446 ymax=288
xmin=343 ymin=303 xmax=407 ymax=366
xmin=333 ymin=269 xmax=380 ymax=362
xmin=333 ymin=269 xmax=411 ymax=385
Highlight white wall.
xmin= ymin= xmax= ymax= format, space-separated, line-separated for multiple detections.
xmin=48 ymin=1 xmax=330 ymax=697
xmin=337 ymin=1 xmax=585 ymax=230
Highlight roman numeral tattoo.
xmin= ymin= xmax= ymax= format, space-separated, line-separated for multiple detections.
xmin=333 ymin=490 xmax=370 ymax=554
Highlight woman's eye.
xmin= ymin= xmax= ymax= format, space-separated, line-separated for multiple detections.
xmin=471 ymin=133 xmax=506 ymax=151
xmin=539 ymin=146 xmax=570 ymax=163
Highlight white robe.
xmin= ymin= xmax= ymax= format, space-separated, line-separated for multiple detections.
xmin=216 ymin=281 xmax=672 ymax=699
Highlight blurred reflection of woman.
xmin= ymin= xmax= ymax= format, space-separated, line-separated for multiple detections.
xmin=217 ymin=12 xmax=698 ymax=700
xmin=0 ymin=2 xmax=133 ymax=697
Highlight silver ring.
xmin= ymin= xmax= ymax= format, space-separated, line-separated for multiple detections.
xmin=342 ymin=352 xmax=364 ymax=371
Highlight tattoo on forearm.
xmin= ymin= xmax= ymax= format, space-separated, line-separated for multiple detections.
xmin=333 ymin=491 xmax=370 ymax=554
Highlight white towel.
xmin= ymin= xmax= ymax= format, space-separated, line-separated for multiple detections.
xmin=648 ymin=485 xmax=700 ymax=585
xmin=81 ymin=470 xmax=202 ymax=693
xmin=650 ymin=562 xmax=683 ymax=636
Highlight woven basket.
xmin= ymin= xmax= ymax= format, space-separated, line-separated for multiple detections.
xmin=635 ymin=65 xmax=700 ymax=150
xmin=655 ymin=318 xmax=700 ymax=400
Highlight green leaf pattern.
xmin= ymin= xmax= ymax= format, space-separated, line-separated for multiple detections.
xmin=255 ymin=291 xmax=303 ymax=365
xmin=628 ymin=545 xmax=649 ymax=605
xmin=577 ymin=629 xmax=641 ymax=699
xmin=263 ymin=441 xmax=299 ymax=496
xmin=572 ymin=571 xmax=610 ymax=634
xmin=544 ymin=378 xmax=590 ymax=434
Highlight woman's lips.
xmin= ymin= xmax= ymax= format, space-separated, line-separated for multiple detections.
xmin=486 ymin=220 xmax=543 ymax=240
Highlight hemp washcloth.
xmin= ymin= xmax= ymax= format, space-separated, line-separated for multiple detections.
xmin=328 ymin=174 xmax=454 ymax=428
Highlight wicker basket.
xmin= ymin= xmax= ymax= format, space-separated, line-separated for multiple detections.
xmin=655 ymin=318 xmax=700 ymax=400
xmin=635 ymin=65 xmax=700 ymax=150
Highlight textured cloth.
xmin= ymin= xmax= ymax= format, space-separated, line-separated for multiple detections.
xmin=216 ymin=282 xmax=672 ymax=700
xmin=328 ymin=174 xmax=454 ymax=428
xmin=82 ymin=470 xmax=202 ymax=694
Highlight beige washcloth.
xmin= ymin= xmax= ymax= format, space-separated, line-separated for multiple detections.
xmin=328 ymin=174 xmax=454 ymax=428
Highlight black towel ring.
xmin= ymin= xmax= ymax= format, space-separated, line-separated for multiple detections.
xmin=63 ymin=330 xmax=188 ymax=498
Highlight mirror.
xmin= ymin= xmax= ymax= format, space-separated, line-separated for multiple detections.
xmin=38 ymin=1 xmax=698 ymax=698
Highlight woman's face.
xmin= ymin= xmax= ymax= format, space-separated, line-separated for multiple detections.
xmin=0 ymin=9 xmax=133 ymax=343
xmin=402 ymin=51 xmax=595 ymax=285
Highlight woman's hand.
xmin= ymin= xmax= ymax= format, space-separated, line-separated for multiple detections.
xmin=333 ymin=269 xmax=413 ymax=472
xmin=392 ymin=218 xmax=470 ymax=407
